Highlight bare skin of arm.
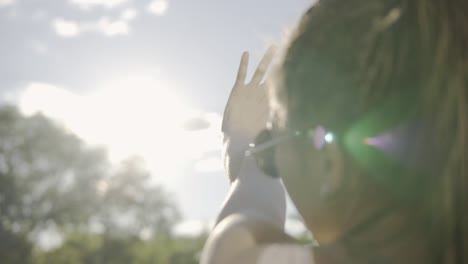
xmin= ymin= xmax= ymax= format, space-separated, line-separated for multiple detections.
xmin=201 ymin=49 xmax=303 ymax=264
xmin=214 ymin=47 xmax=286 ymax=228
xmin=201 ymin=213 xmax=304 ymax=264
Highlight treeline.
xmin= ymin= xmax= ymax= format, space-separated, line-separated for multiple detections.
xmin=0 ymin=105 xmax=205 ymax=263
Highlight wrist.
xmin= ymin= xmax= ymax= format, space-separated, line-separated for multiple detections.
xmin=222 ymin=134 xmax=252 ymax=182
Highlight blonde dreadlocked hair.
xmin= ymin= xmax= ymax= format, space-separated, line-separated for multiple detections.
xmin=272 ymin=0 xmax=467 ymax=263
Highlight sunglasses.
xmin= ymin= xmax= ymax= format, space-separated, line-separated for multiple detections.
xmin=245 ymin=125 xmax=335 ymax=178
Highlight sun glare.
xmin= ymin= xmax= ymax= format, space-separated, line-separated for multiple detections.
xmin=89 ymin=75 xmax=190 ymax=154
xmin=19 ymin=75 xmax=223 ymax=179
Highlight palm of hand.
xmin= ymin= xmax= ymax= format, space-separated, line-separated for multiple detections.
xmin=222 ymin=48 xmax=275 ymax=143
xmin=221 ymin=47 xmax=276 ymax=182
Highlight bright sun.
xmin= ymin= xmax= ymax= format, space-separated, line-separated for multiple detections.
xmin=19 ymin=74 xmax=222 ymax=178
xmin=88 ymin=74 xmax=192 ymax=162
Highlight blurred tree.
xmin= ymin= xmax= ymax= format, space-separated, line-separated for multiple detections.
xmin=35 ymin=232 xmax=208 ymax=264
xmin=0 ymin=105 xmax=106 ymax=235
xmin=0 ymin=105 xmax=180 ymax=262
xmin=96 ymin=157 xmax=180 ymax=238
xmin=0 ymin=225 xmax=32 ymax=263
xmin=35 ymin=233 xmax=138 ymax=264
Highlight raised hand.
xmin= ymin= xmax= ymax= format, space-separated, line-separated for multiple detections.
xmin=222 ymin=46 xmax=275 ymax=139
xmin=222 ymin=47 xmax=276 ymax=182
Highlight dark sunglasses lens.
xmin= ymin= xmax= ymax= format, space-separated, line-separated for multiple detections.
xmin=253 ymin=129 xmax=279 ymax=178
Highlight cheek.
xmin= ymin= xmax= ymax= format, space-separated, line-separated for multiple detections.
xmin=276 ymin=142 xmax=303 ymax=183
xmin=275 ymin=142 xmax=323 ymax=208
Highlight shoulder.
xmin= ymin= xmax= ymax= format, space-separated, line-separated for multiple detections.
xmin=201 ymin=214 xmax=257 ymax=264
xmin=200 ymin=214 xmax=315 ymax=264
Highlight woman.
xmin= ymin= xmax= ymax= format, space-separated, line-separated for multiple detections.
xmin=202 ymin=0 xmax=467 ymax=263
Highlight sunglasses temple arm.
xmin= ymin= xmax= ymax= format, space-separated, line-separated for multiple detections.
xmin=245 ymin=134 xmax=292 ymax=156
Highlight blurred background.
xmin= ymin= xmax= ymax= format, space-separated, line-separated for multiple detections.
xmin=0 ymin=0 xmax=312 ymax=263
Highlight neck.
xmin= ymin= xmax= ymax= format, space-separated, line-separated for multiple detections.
xmin=313 ymin=211 xmax=435 ymax=264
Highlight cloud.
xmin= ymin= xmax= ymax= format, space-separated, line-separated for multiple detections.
xmin=120 ymin=8 xmax=137 ymax=21
xmin=183 ymin=112 xmax=221 ymax=132
xmin=182 ymin=117 xmax=210 ymax=131
xmin=147 ymin=0 xmax=168 ymax=16
xmin=18 ymin=79 xmax=221 ymax=161
xmin=180 ymin=112 xmax=222 ymax=159
xmin=52 ymin=18 xmax=81 ymax=38
xmin=94 ymin=17 xmax=130 ymax=36
xmin=52 ymin=16 xmax=131 ymax=38
xmin=18 ymin=80 xmax=224 ymax=190
xmin=0 ymin=0 xmax=15 ymax=8
xmin=19 ymin=82 xmax=84 ymax=122
xmin=69 ymin=0 xmax=128 ymax=10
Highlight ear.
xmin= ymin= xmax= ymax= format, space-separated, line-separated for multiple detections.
xmin=320 ymin=142 xmax=345 ymax=197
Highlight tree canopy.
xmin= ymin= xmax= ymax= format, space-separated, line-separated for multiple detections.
xmin=0 ymin=105 xmax=201 ymax=263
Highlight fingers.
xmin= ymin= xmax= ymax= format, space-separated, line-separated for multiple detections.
xmin=251 ymin=46 xmax=276 ymax=86
xmin=235 ymin=51 xmax=249 ymax=85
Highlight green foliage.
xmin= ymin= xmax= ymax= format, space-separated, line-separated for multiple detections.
xmin=34 ymin=232 xmax=208 ymax=264
xmin=0 ymin=105 xmax=186 ymax=263
xmin=0 ymin=226 xmax=32 ymax=263
xmin=0 ymin=105 xmax=105 ymax=234
xmin=35 ymin=233 xmax=134 ymax=264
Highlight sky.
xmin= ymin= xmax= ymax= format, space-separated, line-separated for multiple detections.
xmin=0 ymin=0 xmax=313 ymax=237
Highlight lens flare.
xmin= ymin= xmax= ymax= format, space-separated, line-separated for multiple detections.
xmin=325 ymin=132 xmax=334 ymax=143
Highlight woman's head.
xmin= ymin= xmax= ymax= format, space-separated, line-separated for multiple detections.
xmin=268 ymin=0 xmax=467 ymax=261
